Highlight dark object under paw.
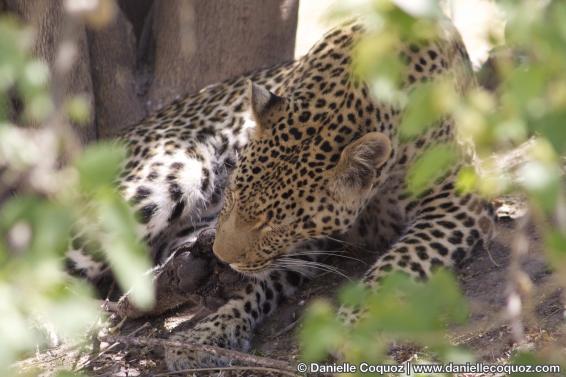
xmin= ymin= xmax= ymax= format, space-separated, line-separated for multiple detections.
xmin=106 ymin=229 xmax=245 ymax=318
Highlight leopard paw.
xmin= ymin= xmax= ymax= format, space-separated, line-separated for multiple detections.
xmin=164 ymin=319 xmax=251 ymax=370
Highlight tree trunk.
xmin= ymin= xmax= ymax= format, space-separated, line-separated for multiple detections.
xmin=87 ymin=7 xmax=147 ymax=139
xmin=147 ymin=0 xmax=299 ymax=111
xmin=4 ymin=0 xmax=97 ymax=143
xmin=2 ymin=0 xmax=299 ymax=141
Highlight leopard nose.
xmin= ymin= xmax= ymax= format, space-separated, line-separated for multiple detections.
xmin=212 ymin=238 xmax=240 ymax=264
xmin=214 ymin=211 xmax=255 ymax=264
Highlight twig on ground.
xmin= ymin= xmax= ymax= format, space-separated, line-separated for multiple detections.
xmin=152 ymin=365 xmax=298 ymax=376
xmin=485 ymin=243 xmax=501 ymax=268
xmin=15 ymin=342 xmax=83 ymax=369
xmin=107 ymin=314 xmax=129 ymax=334
xmin=506 ymin=215 xmax=529 ymax=344
xmin=270 ymin=319 xmax=300 ymax=339
xmin=76 ymin=322 xmax=151 ymax=372
xmin=100 ymin=335 xmax=296 ymax=374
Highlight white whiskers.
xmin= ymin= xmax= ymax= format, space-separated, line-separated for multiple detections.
xmin=274 ymin=257 xmax=351 ymax=281
xmin=289 ymin=250 xmax=367 ymax=265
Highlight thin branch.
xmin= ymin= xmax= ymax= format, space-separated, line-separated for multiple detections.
xmin=506 ymin=215 xmax=529 ymax=344
xmin=484 ymin=242 xmax=501 ymax=268
xmin=77 ymin=322 xmax=151 ymax=372
xmin=270 ymin=319 xmax=300 ymax=339
xmin=100 ymin=335 xmax=295 ymax=374
xmin=153 ymin=366 xmax=298 ymax=377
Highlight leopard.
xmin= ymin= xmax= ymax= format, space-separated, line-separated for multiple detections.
xmin=67 ymin=18 xmax=496 ymax=371
xmin=160 ymin=19 xmax=496 ymax=369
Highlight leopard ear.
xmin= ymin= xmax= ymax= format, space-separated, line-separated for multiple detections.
xmin=330 ymin=132 xmax=391 ymax=199
xmin=247 ymin=81 xmax=285 ymax=133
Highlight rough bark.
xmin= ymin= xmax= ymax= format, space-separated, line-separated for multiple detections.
xmin=87 ymin=7 xmax=146 ymax=139
xmin=2 ymin=0 xmax=299 ymax=140
xmin=147 ymin=0 xmax=299 ymax=111
xmin=4 ymin=0 xmax=97 ymax=143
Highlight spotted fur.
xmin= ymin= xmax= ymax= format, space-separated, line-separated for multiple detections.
xmin=162 ymin=19 xmax=495 ymax=369
xmin=71 ymin=19 xmax=495 ymax=370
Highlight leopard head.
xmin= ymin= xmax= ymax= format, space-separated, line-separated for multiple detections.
xmin=213 ymin=82 xmax=391 ymax=274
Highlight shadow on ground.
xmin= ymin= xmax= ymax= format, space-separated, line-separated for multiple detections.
xmin=19 ymin=208 xmax=566 ymax=376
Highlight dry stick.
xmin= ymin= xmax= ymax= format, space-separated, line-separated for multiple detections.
xmin=484 ymin=242 xmax=501 ymax=268
xmin=153 ymin=366 xmax=298 ymax=377
xmin=101 ymin=335 xmax=295 ymax=374
xmin=506 ymin=215 xmax=529 ymax=344
xmin=270 ymin=319 xmax=300 ymax=339
xmin=70 ymin=294 xmax=129 ymax=371
xmin=77 ymin=322 xmax=151 ymax=372
xmin=15 ymin=342 xmax=84 ymax=369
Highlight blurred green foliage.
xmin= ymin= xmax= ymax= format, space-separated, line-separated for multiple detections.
xmin=2 ymin=0 xmax=566 ymax=374
xmin=301 ymin=272 xmax=469 ymax=364
xmin=0 ymin=18 xmax=51 ymax=121
xmin=406 ymin=143 xmax=458 ymax=196
xmin=0 ymin=15 xmax=152 ymax=376
xmin=300 ymin=0 xmax=566 ymax=373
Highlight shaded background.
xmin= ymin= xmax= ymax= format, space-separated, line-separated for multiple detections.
xmin=1 ymin=0 xmax=299 ymax=141
xmin=0 ymin=0 xmax=503 ymax=143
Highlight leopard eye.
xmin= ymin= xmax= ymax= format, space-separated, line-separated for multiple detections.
xmin=250 ymin=215 xmax=272 ymax=232
xmin=227 ymin=190 xmax=238 ymax=206
xmin=220 ymin=190 xmax=237 ymax=215
xmin=257 ymin=222 xmax=273 ymax=232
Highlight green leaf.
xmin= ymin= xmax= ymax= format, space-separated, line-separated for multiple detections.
xmin=544 ymin=230 xmax=566 ymax=269
xmin=353 ymin=31 xmax=406 ymax=104
xmin=530 ymin=109 xmax=566 ymax=154
xmin=400 ymin=81 xmax=455 ymax=140
xmin=361 ymin=271 xmax=468 ymax=335
xmin=518 ymin=161 xmax=561 ymax=213
xmin=338 ymin=281 xmax=369 ymax=308
xmin=66 ymin=96 xmax=91 ymax=125
xmin=96 ymin=189 xmax=153 ymax=309
xmin=29 ymin=203 xmax=73 ymax=258
xmin=76 ymin=142 xmax=126 ymax=192
xmin=0 ymin=196 xmax=71 ymax=258
xmin=502 ymin=65 xmax=546 ymax=111
xmin=0 ymin=195 xmax=41 ymax=230
xmin=456 ymin=166 xmax=478 ymax=193
xmin=510 ymin=352 xmax=550 ymax=377
xmin=406 ymin=143 xmax=458 ymax=196
xmin=299 ymin=299 xmax=343 ymax=362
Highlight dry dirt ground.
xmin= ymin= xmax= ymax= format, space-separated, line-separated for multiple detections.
xmin=18 ymin=199 xmax=566 ymax=376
